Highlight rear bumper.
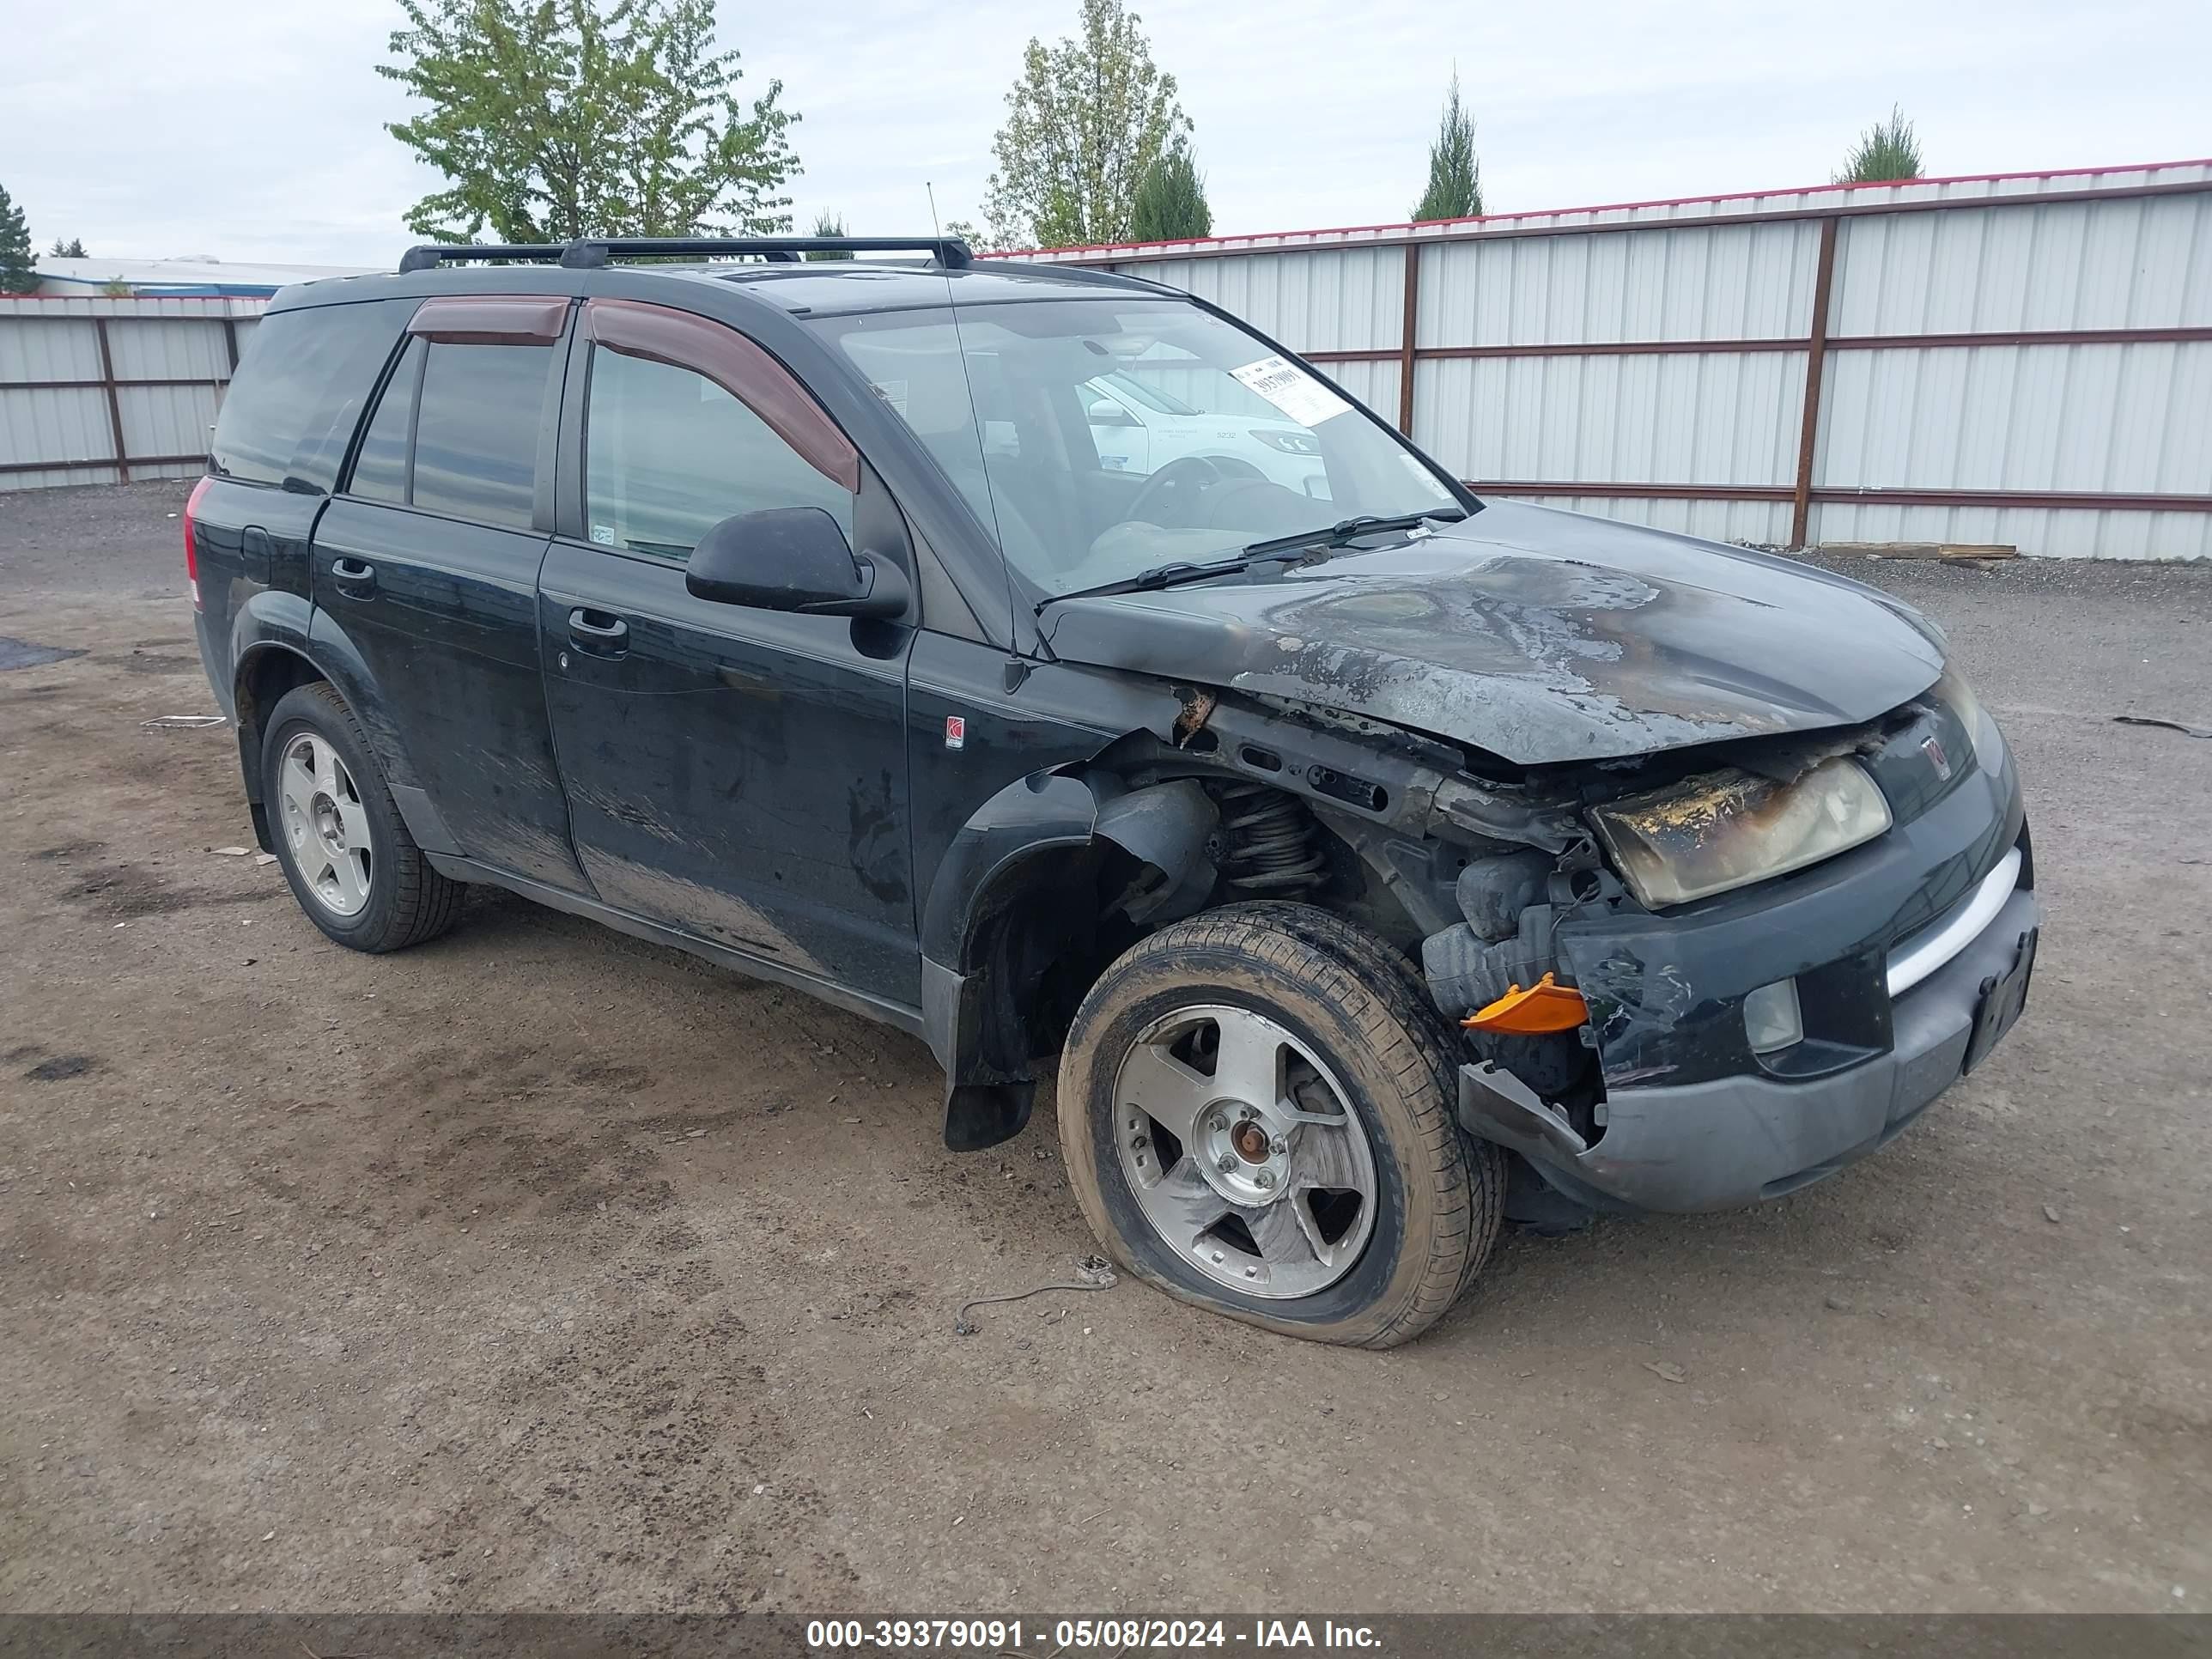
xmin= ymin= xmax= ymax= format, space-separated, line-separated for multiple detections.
xmin=1461 ymin=886 xmax=2039 ymax=1213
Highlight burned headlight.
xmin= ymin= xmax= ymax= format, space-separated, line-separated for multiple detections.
xmin=1589 ymin=757 xmax=1893 ymax=909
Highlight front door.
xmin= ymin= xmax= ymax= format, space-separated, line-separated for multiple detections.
xmin=538 ymin=300 xmax=919 ymax=1006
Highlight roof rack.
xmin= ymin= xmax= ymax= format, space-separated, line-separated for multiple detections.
xmin=396 ymin=236 xmax=973 ymax=275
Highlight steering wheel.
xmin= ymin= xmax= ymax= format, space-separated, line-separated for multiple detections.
xmin=1126 ymin=454 xmax=1225 ymax=526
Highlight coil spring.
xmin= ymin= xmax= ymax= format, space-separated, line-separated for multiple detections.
xmin=1216 ymin=782 xmax=1326 ymax=894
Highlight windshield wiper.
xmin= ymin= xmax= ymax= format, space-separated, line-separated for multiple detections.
xmin=1239 ymin=507 xmax=1466 ymax=561
xmin=1045 ymin=554 xmax=1261 ymax=605
xmin=1041 ymin=507 xmax=1470 ymax=609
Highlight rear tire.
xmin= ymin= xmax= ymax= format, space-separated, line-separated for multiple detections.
xmin=260 ymin=681 xmax=463 ymax=953
xmin=1058 ymin=902 xmax=1502 ymax=1347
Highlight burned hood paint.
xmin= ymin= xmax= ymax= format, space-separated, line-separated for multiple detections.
xmin=1039 ymin=500 xmax=1946 ymax=765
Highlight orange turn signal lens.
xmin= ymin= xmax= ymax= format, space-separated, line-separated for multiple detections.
xmin=1461 ymin=972 xmax=1589 ymax=1036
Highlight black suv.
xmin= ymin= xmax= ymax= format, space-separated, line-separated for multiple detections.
xmin=190 ymin=235 xmax=2038 ymax=1346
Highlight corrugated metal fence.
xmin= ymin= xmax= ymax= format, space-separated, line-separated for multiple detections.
xmin=0 ymin=296 xmax=267 ymax=491
xmin=1006 ymin=161 xmax=2212 ymax=560
xmin=9 ymin=169 xmax=2208 ymax=559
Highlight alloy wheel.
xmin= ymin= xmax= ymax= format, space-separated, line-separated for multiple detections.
xmin=277 ymin=731 xmax=374 ymax=918
xmin=1111 ymin=1003 xmax=1379 ymax=1298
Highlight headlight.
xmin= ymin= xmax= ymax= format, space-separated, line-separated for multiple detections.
xmin=1589 ymin=756 xmax=1893 ymax=909
xmin=1936 ymin=665 xmax=2001 ymax=773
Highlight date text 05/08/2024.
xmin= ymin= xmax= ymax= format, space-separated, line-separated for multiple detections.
xmin=805 ymin=1619 xmax=1383 ymax=1650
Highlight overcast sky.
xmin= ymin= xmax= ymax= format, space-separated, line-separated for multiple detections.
xmin=5 ymin=0 xmax=2207 ymax=266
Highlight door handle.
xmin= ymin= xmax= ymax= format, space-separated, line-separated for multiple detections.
xmin=328 ymin=556 xmax=376 ymax=597
xmin=567 ymin=607 xmax=629 ymax=658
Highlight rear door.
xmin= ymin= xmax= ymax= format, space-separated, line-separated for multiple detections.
xmin=307 ymin=295 xmax=588 ymax=892
xmin=194 ymin=298 xmax=417 ymax=700
xmin=538 ymin=298 xmax=919 ymax=1004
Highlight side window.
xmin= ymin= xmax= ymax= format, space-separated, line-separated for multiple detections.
xmin=410 ymin=343 xmax=550 ymax=529
xmin=347 ymin=337 xmax=422 ymax=505
xmin=210 ymin=298 xmax=415 ymax=492
xmin=583 ymin=346 xmax=854 ymax=558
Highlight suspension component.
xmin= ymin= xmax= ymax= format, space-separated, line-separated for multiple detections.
xmin=1214 ymin=782 xmax=1327 ymax=894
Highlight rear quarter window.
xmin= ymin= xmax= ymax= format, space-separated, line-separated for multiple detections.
xmin=210 ymin=299 xmax=414 ymax=492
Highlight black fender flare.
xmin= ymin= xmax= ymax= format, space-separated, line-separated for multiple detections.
xmin=919 ymin=762 xmax=1220 ymax=1150
xmin=229 ymin=605 xmax=459 ymax=857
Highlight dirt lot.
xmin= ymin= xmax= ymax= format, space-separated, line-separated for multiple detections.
xmin=1 ymin=481 xmax=2207 ymax=1615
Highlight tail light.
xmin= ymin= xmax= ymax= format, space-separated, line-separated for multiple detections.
xmin=183 ymin=475 xmax=210 ymax=611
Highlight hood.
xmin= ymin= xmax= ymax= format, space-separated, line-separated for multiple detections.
xmin=1039 ymin=500 xmax=1945 ymax=766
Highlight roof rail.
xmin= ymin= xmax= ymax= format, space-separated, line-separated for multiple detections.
xmin=396 ymin=236 xmax=972 ymax=275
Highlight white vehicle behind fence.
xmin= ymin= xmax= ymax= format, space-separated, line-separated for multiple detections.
xmin=1080 ymin=371 xmax=1330 ymax=499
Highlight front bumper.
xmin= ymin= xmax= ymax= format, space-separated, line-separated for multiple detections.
xmin=1461 ymin=884 xmax=2039 ymax=1212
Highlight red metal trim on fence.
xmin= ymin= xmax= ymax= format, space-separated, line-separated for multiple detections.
xmin=1790 ymin=217 xmax=1842 ymax=547
xmin=1472 ymin=481 xmax=2212 ymax=514
xmin=981 ymin=158 xmax=2212 ymax=263
xmin=1301 ymin=324 xmax=2212 ymax=366
xmin=1396 ymin=245 xmax=1419 ymax=435
xmin=0 ymin=453 xmax=211 ymax=477
xmin=91 ymin=318 xmax=131 ymax=484
xmin=6 ymin=375 xmax=234 ymax=392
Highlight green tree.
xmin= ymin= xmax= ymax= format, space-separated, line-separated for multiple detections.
xmin=51 ymin=235 xmax=88 ymax=258
xmin=981 ymin=0 xmax=1191 ymax=249
xmin=1413 ymin=70 xmax=1481 ymax=221
xmin=1835 ymin=105 xmax=1924 ymax=184
xmin=1127 ymin=146 xmax=1212 ymax=240
xmin=804 ymin=210 xmax=851 ymax=259
xmin=942 ymin=218 xmax=994 ymax=254
xmin=0 ymin=185 xmax=34 ymax=293
xmin=379 ymin=0 xmax=799 ymax=242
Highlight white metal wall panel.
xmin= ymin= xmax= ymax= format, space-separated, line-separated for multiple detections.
xmin=107 ymin=317 xmax=235 ymax=382
xmin=0 ymin=315 xmax=101 ymax=383
xmin=0 ymin=386 xmax=113 ymax=464
xmin=117 ymin=383 xmax=224 ymax=464
xmin=1418 ymin=350 xmax=1804 ymax=487
xmin=1115 ymin=248 xmax=1401 ymax=354
xmin=1820 ymin=341 xmax=2212 ymax=495
xmin=1832 ymin=193 xmax=2212 ymax=335
xmin=1419 ymin=219 xmax=1820 ymax=347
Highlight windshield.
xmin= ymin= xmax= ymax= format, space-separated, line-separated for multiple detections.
xmin=808 ymin=298 xmax=1463 ymax=599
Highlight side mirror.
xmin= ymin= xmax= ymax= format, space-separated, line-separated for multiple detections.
xmin=1087 ymin=398 xmax=1138 ymax=427
xmin=684 ymin=507 xmax=910 ymax=620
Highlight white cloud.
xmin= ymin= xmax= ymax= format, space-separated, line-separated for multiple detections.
xmin=3 ymin=0 xmax=2205 ymax=264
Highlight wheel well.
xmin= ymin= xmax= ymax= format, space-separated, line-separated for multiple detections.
xmin=951 ymin=778 xmax=1425 ymax=1089
xmin=955 ymin=840 xmax=1139 ymax=1085
xmin=232 ymin=649 xmax=328 ymax=843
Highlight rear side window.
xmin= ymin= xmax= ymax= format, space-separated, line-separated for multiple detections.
xmin=210 ymin=300 xmax=413 ymax=492
xmin=409 ymin=343 xmax=550 ymax=529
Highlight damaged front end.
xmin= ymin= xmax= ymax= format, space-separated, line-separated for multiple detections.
xmin=924 ymin=650 xmax=2034 ymax=1219
xmin=1413 ymin=678 xmax=2037 ymax=1215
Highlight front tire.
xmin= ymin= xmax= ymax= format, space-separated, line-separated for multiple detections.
xmin=1058 ymin=903 xmax=1502 ymax=1347
xmin=260 ymin=681 xmax=463 ymax=953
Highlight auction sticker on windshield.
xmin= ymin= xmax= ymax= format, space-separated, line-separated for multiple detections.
xmin=1230 ymin=355 xmax=1351 ymax=428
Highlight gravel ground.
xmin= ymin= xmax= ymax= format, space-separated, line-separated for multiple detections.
xmin=1 ymin=481 xmax=2207 ymax=1614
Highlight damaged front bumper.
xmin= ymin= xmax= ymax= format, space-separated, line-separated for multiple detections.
xmin=1461 ymin=882 xmax=2037 ymax=1212
xmin=1458 ymin=721 xmax=2037 ymax=1213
